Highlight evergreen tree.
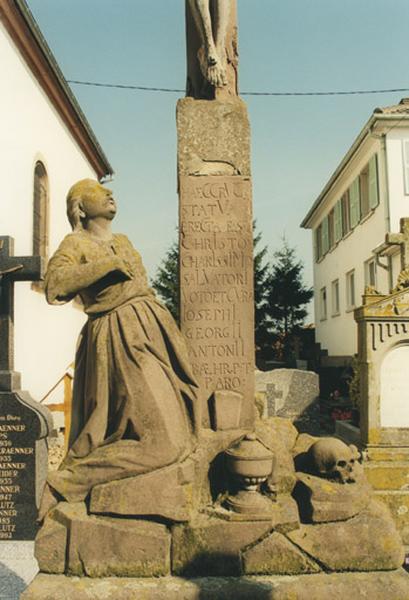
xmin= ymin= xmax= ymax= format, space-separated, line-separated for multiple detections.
xmin=266 ymin=238 xmax=313 ymax=360
xmin=151 ymin=241 xmax=179 ymax=323
xmin=253 ymin=224 xmax=275 ymax=363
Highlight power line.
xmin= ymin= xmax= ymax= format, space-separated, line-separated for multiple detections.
xmin=66 ymin=79 xmax=409 ymax=97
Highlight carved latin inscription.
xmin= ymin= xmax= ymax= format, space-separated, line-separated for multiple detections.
xmin=179 ymin=175 xmax=254 ymax=427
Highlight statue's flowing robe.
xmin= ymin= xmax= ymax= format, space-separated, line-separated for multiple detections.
xmin=45 ymin=232 xmax=199 ymax=502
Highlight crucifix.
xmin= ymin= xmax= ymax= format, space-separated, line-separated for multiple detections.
xmin=0 ymin=236 xmax=44 ymax=391
xmin=385 ymin=218 xmax=409 ymax=272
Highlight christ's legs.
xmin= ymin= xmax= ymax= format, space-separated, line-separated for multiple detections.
xmin=188 ymin=0 xmax=229 ymax=87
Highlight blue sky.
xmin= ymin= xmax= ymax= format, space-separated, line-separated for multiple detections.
xmin=27 ymin=0 xmax=409 ymax=305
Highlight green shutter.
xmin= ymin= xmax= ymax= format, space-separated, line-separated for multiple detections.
xmin=349 ymin=178 xmax=360 ymax=228
xmin=334 ymin=200 xmax=342 ymax=242
xmin=369 ymin=154 xmax=379 ymax=209
xmin=322 ymin=217 xmax=329 ymax=255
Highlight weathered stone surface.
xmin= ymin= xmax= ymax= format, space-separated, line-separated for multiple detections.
xmin=365 ymin=461 xmax=409 ymax=490
xmin=172 ymin=515 xmax=273 ymax=576
xmin=37 ymin=501 xmax=171 ymax=577
xmin=242 ymin=531 xmax=320 ymax=575
xmin=90 ymin=459 xmax=195 ymax=521
xmin=374 ymin=490 xmax=409 ymax=545
xmin=255 ymin=417 xmax=297 ymax=494
xmin=255 ymin=368 xmax=318 ymax=420
xmin=68 ymin=516 xmax=170 ymax=577
xmin=292 ymin=432 xmax=318 ymax=457
xmin=288 ymin=499 xmax=405 ymax=571
xmin=179 ymin=173 xmax=255 ymax=429
xmin=178 ymin=97 xmax=254 ymax=431
xmin=177 ymin=98 xmax=250 ymax=177
xmin=211 ymin=390 xmax=243 ymax=430
xmin=294 ymin=471 xmax=372 ymax=523
xmin=21 ymin=570 xmax=409 ymax=600
xmin=34 ymin=516 xmax=66 ymax=574
xmin=211 ymin=494 xmax=300 ymax=533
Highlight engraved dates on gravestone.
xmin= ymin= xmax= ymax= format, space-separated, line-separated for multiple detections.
xmin=179 ymin=175 xmax=254 ymax=428
xmin=0 ymin=391 xmax=50 ymax=540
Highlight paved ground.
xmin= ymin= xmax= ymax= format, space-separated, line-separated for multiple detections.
xmin=0 ymin=543 xmax=37 ymax=600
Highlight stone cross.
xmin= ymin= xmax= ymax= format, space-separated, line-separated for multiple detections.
xmin=385 ymin=218 xmax=409 ymax=272
xmin=0 ymin=236 xmax=43 ymax=391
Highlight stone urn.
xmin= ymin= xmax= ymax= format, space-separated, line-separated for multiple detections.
xmin=224 ymin=433 xmax=274 ymax=516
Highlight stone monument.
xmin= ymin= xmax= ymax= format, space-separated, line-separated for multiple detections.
xmin=0 ymin=237 xmax=51 ymax=540
xmin=179 ymin=0 xmax=254 ymax=430
xmin=353 ymin=218 xmax=409 ymax=545
xmin=23 ymin=6 xmax=409 ymax=599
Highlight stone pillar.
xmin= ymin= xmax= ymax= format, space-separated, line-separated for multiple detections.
xmin=177 ymin=97 xmax=255 ymax=429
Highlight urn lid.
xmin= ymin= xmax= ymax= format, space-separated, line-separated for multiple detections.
xmin=225 ymin=433 xmax=273 ymax=461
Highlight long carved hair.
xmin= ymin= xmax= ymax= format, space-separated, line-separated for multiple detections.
xmin=66 ymin=178 xmax=98 ymax=231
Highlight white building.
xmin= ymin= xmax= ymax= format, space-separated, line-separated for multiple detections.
xmin=0 ymin=0 xmax=113 ymax=416
xmin=301 ymin=98 xmax=409 ymax=364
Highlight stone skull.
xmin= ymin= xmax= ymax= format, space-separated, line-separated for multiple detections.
xmin=308 ymin=438 xmax=360 ymax=484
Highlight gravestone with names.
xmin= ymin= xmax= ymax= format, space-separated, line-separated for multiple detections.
xmin=0 ymin=236 xmax=51 ymax=540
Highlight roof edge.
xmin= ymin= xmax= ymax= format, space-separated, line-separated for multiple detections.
xmin=300 ymin=112 xmax=409 ymax=229
xmin=1 ymin=0 xmax=113 ymax=179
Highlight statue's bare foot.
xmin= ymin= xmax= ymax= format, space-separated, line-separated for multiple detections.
xmin=198 ymin=46 xmax=227 ymax=88
xmin=37 ymin=482 xmax=59 ymax=523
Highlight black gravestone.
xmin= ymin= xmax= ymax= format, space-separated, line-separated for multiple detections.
xmin=0 ymin=392 xmax=50 ymax=540
xmin=0 ymin=236 xmax=52 ymax=540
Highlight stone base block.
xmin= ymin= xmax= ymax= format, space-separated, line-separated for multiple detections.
xmin=242 ymin=531 xmax=320 ymax=575
xmin=288 ymin=499 xmax=404 ymax=572
xmin=36 ymin=502 xmax=171 ymax=577
xmin=21 ymin=570 xmax=409 ymax=600
xmin=90 ymin=459 xmax=196 ymax=522
xmin=293 ymin=471 xmax=372 ymax=523
xmin=172 ymin=514 xmax=275 ymax=576
xmin=209 ymin=494 xmax=299 ymax=532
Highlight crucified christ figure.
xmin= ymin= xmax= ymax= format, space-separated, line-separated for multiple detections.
xmin=186 ymin=0 xmax=238 ymax=99
xmin=188 ymin=0 xmax=230 ymax=88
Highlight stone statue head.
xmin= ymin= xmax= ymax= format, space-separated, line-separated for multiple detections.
xmin=66 ymin=179 xmax=115 ymax=231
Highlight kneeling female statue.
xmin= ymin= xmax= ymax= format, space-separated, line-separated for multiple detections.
xmin=40 ymin=179 xmax=199 ymax=516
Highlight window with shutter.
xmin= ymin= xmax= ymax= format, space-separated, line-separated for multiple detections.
xmin=346 ymin=270 xmax=356 ymax=309
xmin=364 ymin=258 xmax=377 ymax=288
xmin=334 ymin=199 xmax=342 ymax=242
xmin=342 ymin=190 xmax=350 ymax=235
xmin=328 ymin=209 xmax=335 ymax=249
xmin=320 ymin=287 xmax=327 ymax=320
xmin=315 ymin=226 xmax=322 ymax=262
xmin=360 ymin=165 xmax=369 ymax=217
xmin=349 ymin=178 xmax=360 ymax=229
xmin=369 ymin=154 xmax=379 ymax=209
xmin=331 ymin=279 xmax=340 ymax=315
xmin=322 ymin=217 xmax=329 ymax=255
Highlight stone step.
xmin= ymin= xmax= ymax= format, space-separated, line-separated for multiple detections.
xmin=21 ymin=570 xmax=409 ymax=600
xmin=365 ymin=447 xmax=409 ymax=462
xmin=364 ymin=462 xmax=409 ymax=491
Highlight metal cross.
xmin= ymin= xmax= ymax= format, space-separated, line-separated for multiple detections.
xmin=0 ymin=236 xmax=44 ymax=391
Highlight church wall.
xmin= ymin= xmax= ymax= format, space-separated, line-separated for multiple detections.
xmin=1 ymin=22 xmax=101 ymax=404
